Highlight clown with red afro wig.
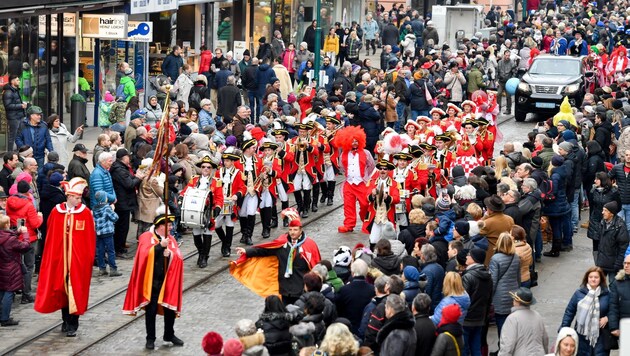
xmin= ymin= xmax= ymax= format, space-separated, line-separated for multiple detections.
xmin=333 ymin=125 xmax=367 ymax=152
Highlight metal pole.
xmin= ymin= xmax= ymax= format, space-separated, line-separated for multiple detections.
xmin=522 ymin=0 xmax=527 ymax=22
xmin=314 ymin=0 xmax=322 ymax=82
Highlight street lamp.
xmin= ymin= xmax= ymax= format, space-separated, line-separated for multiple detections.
xmin=314 ymin=0 xmax=322 ymax=82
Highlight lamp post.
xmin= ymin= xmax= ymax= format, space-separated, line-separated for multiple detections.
xmin=314 ymin=0 xmax=322 ymax=82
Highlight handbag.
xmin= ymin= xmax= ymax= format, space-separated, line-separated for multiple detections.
xmin=424 ymin=82 xmax=438 ymax=107
xmin=444 ymin=331 xmax=461 ymax=356
xmin=601 ymin=327 xmax=619 ymax=351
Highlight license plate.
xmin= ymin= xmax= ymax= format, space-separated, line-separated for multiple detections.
xmin=535 ymin=102 xmax=556 ymax=109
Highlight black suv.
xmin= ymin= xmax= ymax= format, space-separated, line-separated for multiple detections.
xmin=514 ymin=55 xmax=584 ymax=122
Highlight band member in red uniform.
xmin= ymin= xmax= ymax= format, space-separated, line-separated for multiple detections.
xmin=289 ymin=122 xmax=319 ymax=218
xmin=434 ymin=134 xmax=456 ymax=173
xmin=232 ymin=208 xmax=321 ymax=305
xmin=272 ymin=128 xmax=295 ymax=227
xmin=180 ymin=155 xmax=224 ymax=267
xmin=459 ymin=120 xmax=483 ymax=158
xmin=321 ymin=116 xmax=341 ymax=206
xmin=365 ymin=160 xmax=400 ymax=249
xmin=392 ymin=150 xmax=418 ymax=230
xmin=310 ymin=122 xmax=327 ymax=213
xmin=258 ymin=140 xmax=279 ymax=239
xmin=460 ymin=100 xmax=477 ymax=121
xmin=334 ymin=126 xmax=375 ymax=233
xmin=476 ymin=117 xmax=495 ymax=165
xmin=430 ymin=107 xmax=445 ymax=126
xmin=401 ymin=120 xmax=421 ymax=144
xmin=416 ymin=115 xmax=434 ymax=143
xmin=35 ymin=178 xmax=95 ymax=337
xmin=444 ymin=103 xmax=463 ymax=131
xmin=417 ymin=142 xmax=443 ymax=198
xmin=236 ymin=137 xmax=263 ymax=245
xmin=214 ymin=147 xmax=246 ymax=257
xmin=123 ymin=208 xmax=184 ymax=350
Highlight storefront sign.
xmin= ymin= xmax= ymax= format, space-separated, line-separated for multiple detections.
xmin=130 ymin=0 xmax=179 ymax=15
xmin=216 ymin=40 xmax=228 ymax=53
xmin=127 ymin=21 xmax=153 ymax=42
xmin=39 ymin=13 xmax=77 ymax=37
xmin=82 ymin=14 xmax=128 ymax=39
xmin=233 ymin=41 xmax=247 ymax=61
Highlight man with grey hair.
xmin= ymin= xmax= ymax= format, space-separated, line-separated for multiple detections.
xmin=363 ymin=275 xmax=405 ymax=349
xmin=378 ymin=294 xmax=417 ymax=355
xmin=413 ymin=293 xmax=436 ymax=354
xmin=520 ymin=177 xmax=542 ymax=263
xmin=335 ymin=259 xmax=375 ymax=334
xmin=89 ymin=152 xmax=116 ymax=213
xmin=217 ymin=74 xmax=241 ymax=122
xmin=420 ymin=244 xmax=444 ymax=310
xmin=502 ymin=189 xmax=522 ymax=227
xmin=131 ymin=126 xmax=151 ymax=156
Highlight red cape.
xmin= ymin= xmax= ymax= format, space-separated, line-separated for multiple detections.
xmin=230 ymin=234 xmax=321 ymax=298
xmin=123 ymin=230 xmax=184 ymax=316
xmin=34 ymin=203 xmax=96 ymax=315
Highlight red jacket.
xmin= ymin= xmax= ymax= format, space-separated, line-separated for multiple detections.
xmin=199 ymin=50 xmax=213 ymax=74
xmin=6 ymin=194 xmax=42 ymax=243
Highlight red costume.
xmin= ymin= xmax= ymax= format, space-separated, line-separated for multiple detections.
xmin=364 ymin=173 xmax=400 ymax=231
xmin=35 ymin=202 xmax=96 ymax=315
xmin=123 ymin=229 xmax=184 ymax=316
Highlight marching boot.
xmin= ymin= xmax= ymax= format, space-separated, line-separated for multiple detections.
xmin=293 ymin=191 xmax=303 ymax=216
xmin=311 ymin=184 xmax=319 ymax=212
xmin=261 ymin=207 xmax=272 ymax=238
xmin=319 ymin=181 xmax=327 ymax=204
xmin=224 ymin=226 xmax=234 ymax=257
xmin=270 ymin=205 xmax=279 ymax=228
xmin=282 ymin=201 xmax=290 ymax=227
xmin=302 ymin=189 xmax=311 ymax=218
xmin=193 ymin=234 xmax=203 ymax=267
xmin=238 ymin=217 xmax=248 ymax=244
xmin=327 ymin=180 xmax=335 ymax=206
xmin=246 ymin=215 xmax=256 ymax=245
xmin=200 ymin=235 xmax=212 ymax=268
xmin=215 ymin=227 xmax=227 ymax=257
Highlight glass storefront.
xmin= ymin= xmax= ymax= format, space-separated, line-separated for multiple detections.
xmin=291 ymin=0 xmax=338 ymax=46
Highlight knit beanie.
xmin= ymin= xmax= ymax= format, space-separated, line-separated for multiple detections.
xmin=49 ymin=172 xmax=64 ymax=187
xmin=222 ymin=338 xmax=244 ymax=356
xmin=551 ymin=155 xmax=565 ymax=167
xmin=604 ymin=201 xmax=619 ymax=215
xmin=437 ymin=196 xmax=452 ymax=211
xmin=201 ymin=332 xmax=223 ymax=356
xmin=380 ymin=222 xmax=397 ymax=240
xmin=454 ymin=221 xmax=470 ymax=236
xmin=438 ymin=303 xmax=462 ymax=328
xmin=469 ymin=248 xmax=486 ymax=264
xmin=558 ymin=141 xmax=574 ymax=153
xmin=403 ymin=266 xmax=420 ymax=282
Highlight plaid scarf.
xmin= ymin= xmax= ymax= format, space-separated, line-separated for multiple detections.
xmin=284 ymin=235 xmax=306 ymax=278
xmin=575 ymin=285 xmax=601 ymax=347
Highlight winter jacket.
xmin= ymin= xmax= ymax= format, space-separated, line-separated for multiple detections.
xmin=217 ymin=20 xmax=231 ymax=41
xmin=403 ymin=280 xmax=421 ymax=307
xmin=335 ymin=276 xmax=375 ymax=334
xmin=323 ymin=36 xmax=339 ymax=54
xmin=583 ymin=150 xmax=606 ymax=195
xmin=594 ymin=121 xmax=614 ymax=160
xmin=320 ymin=64 xmax=337 ymax=93
xmin=515 ymin=241 xmax=533 ymax=283
xmin=382 ymin=24 xmax=400 ymax=47
xmin=6 ymin=194 xmax=42 ymax=243
xmin=443 ymin=70 xmax=466 ymax=103
xmin=608 ymin=163 xmax=630 ymax=204
xmin=161 ymin=53 xmax=184 ymax=82
xmin=199 ymin=108 xmax=215 ymax=129
xmin=136 ymin=177 xmax=163 ymax=224
xmin=290 ymin=313 xmax=326 ymax=346
xmin=430 ymin=325 xmax=464 ymax=356
xmin=371 ymin=253 xmax=401 ymax=276
xmin=0 ymin=229 xmax=31 ymax=291
xmin=198 ymin=50 xmax=212 ymax=74
xmin=293 ymin=49 xmax=312 ymax=72
xmin=39 ymin=183 xmax=66 ymax=234
xmin=567 ymin=145 xmax=586 ymax=191
xmin=561 ymin=286 xmax=610 ymax=331
xmin=89 ymin=164 xmax=116 ymax=209
xmin=15 ymin=118 xmax=54 ymax=161
xmin=503 ymin=202 xmax=522 ymax=228
xmin=362 ymin=19 xmax=379 ymax=40
xmin=588 ymin=187 xmax=621 ymax=240
xmin=2 ymin=84 xmax=24 ymax=122
xmin=400 ymin=34 xmax=417 ymax=56
xmin=214 ymin=68 xmax=233 ymax=90
xmin=346 ymin=38 xmax=362 ymax=59
xmin=466 ymin=67 xmax=486 ymax=94
xmin=93 ymin=202 xmax=119 ymax=236
xmin=394 ymin=76 xmax=410 ymax=103
xmin=256 ymin=64 xmax=275 ymax=97
xmin=462 ymin=264 xmax=493 ymax=327
xmin=414 ymin=314 xmax=437 ymax=356
xmin=256 ymin=43 xmax=273 ymax=62
xmin=519 ymin=189 xmax=542 ymax=245
xmin=543 ymin=165 xmax=571 ymax=217
xmin=596 ymin=216 xmax=629 ymax=274
xmin=609 ymin=272 xmax=630 ymax=330
xmin=110 ymin=160 xmax=142 ymax=211
xmin=409 ymin=79 xmax=436 ymax=111
xmin=498 ymin=306 xmax=548 ymax=356
xmin=120 ymin=76 xmax=136 ymax=102
xmin=67 ymin=154 xmax=90 ymax=182
xmin=49 ymin=123 xmax=80 ymax=167
xmin=291 ymin=291 xmax=338 ymax=326
xmin=422 ymin=27 xmax=439 ymax=47
xmin=358 ymin=101 xmax=382 ymax=152
xmin=421 ymin=262 xmax=445 ymax=311
xmin=431 ymin=294 xmax=471 ymax=326
xmin=489 ymin=252 xmax=521 ymax=315
xmin=217 ymin=84 xmax=242 ymax=119
xmin=255 ymin=312 xmax=293 ymax=355
xmin=377 ymin=310 xmax=417 ymax=356
xmin=496 ymin=58 xmax=516 ymax=83
xmin=360 ymin=295 xmax=387 ymax=345
xmin=398 ymin=223 xmax=425 ymax=255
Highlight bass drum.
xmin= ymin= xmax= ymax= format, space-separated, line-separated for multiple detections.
xmin=180 ymin=188 xmax=211 ymax=228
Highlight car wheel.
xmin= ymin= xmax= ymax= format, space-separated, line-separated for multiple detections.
xmin=514 ymin=109 xmax=527 ymax=122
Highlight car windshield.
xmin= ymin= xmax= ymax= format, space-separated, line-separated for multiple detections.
xmin=529 ymin=59 xmax=580 ymax=76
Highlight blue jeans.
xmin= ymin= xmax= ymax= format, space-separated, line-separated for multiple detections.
xmin=619 ymin=204 xmax=630 ymax=232
xmin=463 ymin=325 xmax=482 ymax=356
xmin=561 ymin=211 xmax=574 ymax=247
xmin=571 ymin=190 xmax=580 ymax=230
xmin=577 ymin=331 xmax=607 ymax=356
xmin=535 ymin=229 xmax=542 ymax=260
xmin=248 ymin=92 xmax=262 ymax=123
xmin=495 ymin=313 xmax=509 ymax=339
xmin=0 ymin=291 xmax=14 ymax=321
xmin=96 ymin=233 xmax=117 ymax=270
xmin=395 ymin=102 xmax=406 ymax=132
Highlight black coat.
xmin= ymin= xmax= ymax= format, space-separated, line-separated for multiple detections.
xmin=188 ymin=84 xmax=210 ymax=111
xmin=381 ymin=24 xmax=400 ymax=47
xmin=67 ymin=155 xmax=91 ymax=181
xmin=371 ymin=253 xmax=401 ymax=276
xmin=413 ymin=314 xmax=436 ymax=356
xmin=2 ymin=84 xmax=24 ymax=122
xmin=110 ymin=160 xmax=142 ymax=211
xmin=462 ymin=264 xmax=493 ymax=327
xmin=292 ymin=291 xmax=338 ymax=326
xmin=596 ymin=216 xmax=629 ymax=274
xmin=376 ymin=310 xmax=417 ymax=356
xmin=39 ymin=184 xmax=66 ymax=238
xmin=503 ymin=202 xmax=522 ymax=228
xmin=0 ymin=166 xmax=14 ymax=195
xmin=257 ymin=43 xmax=274 ymax=62
xmin=303 ymin=26 xmax=318 ymax=52
xmin=594 ymin=121 xmax=613 ymax=160
xmin=336 ymin=276 xmax=375 ymax=334
xmin=409 ymin=79 xmax=435 ymax=111
xmin=609 ymin=163 xmax=630 ymax=205
xmin=256 ymin=312 xmax=293 ymax=356
xmin=610 ymin=273 xmax=630 ymax=330
xmin=242 ymin=64 xmax=259 ymax=91
xmin=358 ymin=101 xmax=382 ymax=153
xmin=398 ymin=223 xmax=426 ymax=255
xmin=583 ymin=150 xmax=606 ymax=194
xmin=588 ymin=186 xmax=621 ymax=240
xmin=217 ymin=84 xmax=242 ymax=119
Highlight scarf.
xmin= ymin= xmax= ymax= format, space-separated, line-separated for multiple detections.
xmin=575 ymin=285 xmax=601 ymax=347
xmin=284 ymin=234 xmax=306 ymax=278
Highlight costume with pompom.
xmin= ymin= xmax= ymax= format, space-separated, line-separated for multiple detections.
xmin=606 ymin=46 xmax=628 ymax=82
xmin=334 ymin=126 xmax=375 ymax=233
xmin=364 ymin=163 xmax=400 ymax=244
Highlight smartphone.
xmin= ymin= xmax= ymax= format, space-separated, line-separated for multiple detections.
xmin=17 ymin=218 xmax=25 ymax=229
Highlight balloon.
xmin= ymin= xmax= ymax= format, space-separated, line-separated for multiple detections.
xmin=471 ymin=90 xmax=487 ymax=102
xmin=506 ymin=78 xmax=520 ymax=96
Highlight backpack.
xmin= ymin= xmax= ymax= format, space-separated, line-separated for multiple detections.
xmin=188 ymin=90 xmax=202 ymax=111
xmin=539 ymin=177 xmax=555 ymax=202
xmin=116 ymin=83 xmax=127 ymax=101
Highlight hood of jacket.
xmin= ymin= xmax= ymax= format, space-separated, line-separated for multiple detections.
xmin=553 ymin=327 xmax=578 ymax=356
xmin=466 ymin=263 xmax=492 ymax=281
xmin=372 ymin=253 xmax=400 ymax=274
xmin=596 ymin=120 xmax=614 ymax=134
xmin=3 ymin=83 xmax=18 ymax=93
xmin=7 ymin=194 xmax=32 ymax=215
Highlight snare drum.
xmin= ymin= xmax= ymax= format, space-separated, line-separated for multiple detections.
xmin=181 ymin=188 xmax=211 ymax=228
xmin=221 ymin=200 xmax=234 ymax=215
xmin=395 ymin=203 xmax=407 ymax=214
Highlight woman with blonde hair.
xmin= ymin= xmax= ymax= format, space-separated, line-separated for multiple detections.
xmin=319 ymin=323 xmax=359 ymax=356
xmin=323 ymin=28 xmax=340 ymax=64
xmin=511 ymin=225 xmax=533 ymax=288
xmin=494 ymin=155 xmax=511 ymax=178
xmin=430 ymin=271 xmax=471 ymax=326
xmin=489 ymin=232 xmax=521 ymax=339
xmin=398 ymin=208 xmax=428 ymax=255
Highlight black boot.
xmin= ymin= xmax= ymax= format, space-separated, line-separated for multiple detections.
xmin=282 ymin=201 xmax=290 ymax=227
xmin=319 ymin=181 xmax=327 ymax=204
xmin=302 ymin=189 xmax=311 ymax=218
xmin=261 ymin=207 xmax=272 ymax=238
xmin=311 ymin=184 xmax=319 ymax=212
xmin=293 ymin=191 xmax=303 ymax=216
xmin=215 ymin=227 xmax=227 ymax=257
xmin=327 ymin=180 xmax=335 ymax=206
xmin=200 ymin=235 xmax=212 ymax=268
xmin=246 ymin=215 xmax=256 ymax=245
xmin=224 ymin=226 xmax=234 ymax=257
xmin=270 ymin=205 xmax=278 ymax=228
xmin=238 ymin=217 xmax=248 ymax=244
xmin=193 ymin=234 xmax=203 ymax=267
